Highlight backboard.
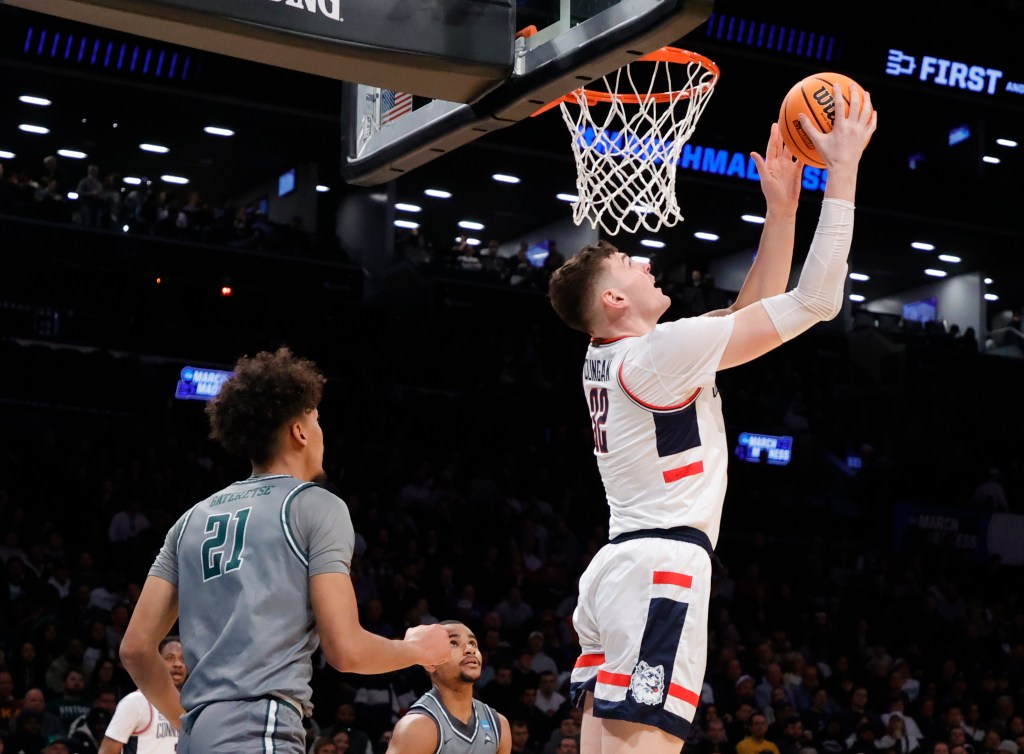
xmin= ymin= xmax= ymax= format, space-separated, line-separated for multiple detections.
xmin=7 ymin=0 xmax=516 ymax=103
xmin=342 ymin=0 xmax=714 ymax=185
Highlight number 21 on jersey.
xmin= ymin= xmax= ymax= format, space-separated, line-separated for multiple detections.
xmin=201 ymin=507 xmax=251 ymax=581
xmin=589 ymin=387 xmax=609 ymax=453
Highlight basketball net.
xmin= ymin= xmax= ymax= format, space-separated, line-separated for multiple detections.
xmin=553 ymin=48 xmax=719 ymax=235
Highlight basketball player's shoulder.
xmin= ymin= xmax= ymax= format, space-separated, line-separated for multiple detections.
xmin=391 ymin=705 xmax=440 ymax=754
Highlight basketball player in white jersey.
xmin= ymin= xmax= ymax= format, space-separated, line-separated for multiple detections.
xmin=547 ymin=86 xmax=876 ymax=754
xmin=387 ymin=621 xmax=511 ymax=754
xmin=99 ymin=638 xmax=187 ymax=754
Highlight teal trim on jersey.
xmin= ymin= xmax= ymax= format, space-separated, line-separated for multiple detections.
xmin=280 ymin=483 xmax=314 ymax=567
xmin=232 ymin=474 xmax=291 ymax=486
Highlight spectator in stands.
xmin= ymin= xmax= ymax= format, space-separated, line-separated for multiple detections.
xmin=75 ymin=165 xmax=105 ymax=228
xmin=45 ymin=670 xmax=90 ymax=731
xmin=737 ymin=713 xmax=781 ymax=754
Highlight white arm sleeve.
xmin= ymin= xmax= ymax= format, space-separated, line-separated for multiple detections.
xmin=761 ymin=198 xmax=855 ymax=342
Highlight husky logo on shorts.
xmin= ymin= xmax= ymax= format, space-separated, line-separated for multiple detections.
xmin=629 ymin=660 xmax=665 ymax=705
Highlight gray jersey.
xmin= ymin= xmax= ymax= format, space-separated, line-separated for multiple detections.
xmin=408 ymin=688 xmax=501 ymax=754
xmin=149 ymin=474 xmax=354 ymax=717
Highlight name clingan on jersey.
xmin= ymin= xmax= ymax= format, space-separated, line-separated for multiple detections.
xmin=583 ymin=359 xmax=611 ymax=382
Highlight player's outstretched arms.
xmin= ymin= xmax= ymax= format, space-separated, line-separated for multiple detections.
xmin=385 ymin=713 xmax=440 ymax=754
xmin=311 ymin=572 xmax=450 ymax=674
xmin=717 ymin=85 xmax=876 ymax=371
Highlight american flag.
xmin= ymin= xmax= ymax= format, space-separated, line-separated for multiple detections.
xmin=381 ymin=89 xmax=413 ymax=124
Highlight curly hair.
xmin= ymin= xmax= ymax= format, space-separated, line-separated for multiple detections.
xmin=205 ymin=347 xmax=326 ymax=464
xmin=547 ymin=240 xmax=619 ymax=333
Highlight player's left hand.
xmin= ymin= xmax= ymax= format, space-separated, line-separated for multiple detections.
xmin=751 ymin=122 xmax=802 ymax=215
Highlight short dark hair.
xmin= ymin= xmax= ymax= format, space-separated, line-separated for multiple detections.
xmin=206 ymin=347 xmax=326 ymax=464
xmin=548 ymin=241 xmax=619 ymax=333
xmin=159 ymin=636 xmax=181 ymax=653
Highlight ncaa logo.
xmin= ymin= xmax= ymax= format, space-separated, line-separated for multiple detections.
xmin=629 ymin=661 xmax=665 ymax=706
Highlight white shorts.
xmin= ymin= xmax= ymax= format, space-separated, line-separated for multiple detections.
xmin=570 ymin=532 xmax=712 ymax=740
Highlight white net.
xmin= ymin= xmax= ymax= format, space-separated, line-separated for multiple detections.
xmin=558 ymin=49 xmax=719 ymax=235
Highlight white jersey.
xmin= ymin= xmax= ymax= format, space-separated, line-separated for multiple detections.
xmin=105 ymin=690 xmax=179 ymax=754
xmin=583 ymin=314 xmax=735 ymax=544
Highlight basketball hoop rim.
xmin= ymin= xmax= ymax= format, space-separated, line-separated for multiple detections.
xmin=531 ymin=47 xmax=719 ymax=116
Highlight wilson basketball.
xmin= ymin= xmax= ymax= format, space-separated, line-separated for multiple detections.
xmin=779 ymin=72 xmax=863 ymax=168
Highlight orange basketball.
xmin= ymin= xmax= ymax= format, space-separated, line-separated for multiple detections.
xmin=779 ymin=72 xmax=864 ymax=168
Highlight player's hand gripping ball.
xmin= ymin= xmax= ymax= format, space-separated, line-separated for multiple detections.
xmin=779 ymin=72 xmax=871 ymax=168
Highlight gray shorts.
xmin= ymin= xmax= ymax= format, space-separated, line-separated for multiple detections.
xmin=179 ymin=697 xmax=305 ymax=754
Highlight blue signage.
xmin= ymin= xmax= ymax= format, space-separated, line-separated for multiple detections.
xmin=735 ymin=432 xmax=793 ymax=466
xmin=576 ymin=128 xmax=828 ymax=191
xmin=885 ymin=49 xmax=1022 ymax=97
xmin=174 ymin=366 xmax=233 ymax=401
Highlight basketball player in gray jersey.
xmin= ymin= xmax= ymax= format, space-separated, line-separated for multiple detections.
xmin=120 ymin=347 xmax=450 ymax=754
xmin=387 ymin=621 xmax=511 ymax=754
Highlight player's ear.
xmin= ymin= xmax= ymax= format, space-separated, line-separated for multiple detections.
xmin=289 ymin=420 xmax=308 ymax=446
xmin=601 ymin=287 xmax=626 ymax=309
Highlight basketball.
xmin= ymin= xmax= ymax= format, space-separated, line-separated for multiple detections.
xmin=779 ymin=72 xmax=864 ymax=168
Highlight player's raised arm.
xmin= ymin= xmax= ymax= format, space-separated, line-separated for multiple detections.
xmin=708 ymin=122 xmax=803 ymax=316
xmin=718 ymin=83 xmax=876 ymax=370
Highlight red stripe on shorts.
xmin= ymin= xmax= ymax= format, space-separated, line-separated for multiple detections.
xmin=574 ymin=653 xmax=605 ymax=668
xmin=597 ymin=670 xmax=631 ymax=687
xmin=662 ymin=461 xmax=704 ymax=483
xmin=668 ymin=683 xmax=700 ymax=706
xmin=652 ymin=571 xmax=693 ymax=588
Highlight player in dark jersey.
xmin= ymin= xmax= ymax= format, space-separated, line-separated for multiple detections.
xmin=120 ymin=347 xmax=450 ymax=754
xmin=548 ymin=89 xmax=876 ymax=754
xmin=387 ymin=621 xmax=511 ymax=754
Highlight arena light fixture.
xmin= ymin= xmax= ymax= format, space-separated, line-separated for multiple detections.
xmin=849 ymin=272 xmax=870 ymax=281
xmin=982 ymin=155 xmax=1001 ymax=164
xmin=556 ymin=193 xmax=579 ymax=202
xmin=18 ymin=124 xmax=49 ymax=134
xmin=19 ymin=95 xmax=52 ymax=106
xmin=465 ymin=238 xmax=481 ymax=246
xmin=204 ymin=126 xmax=235 ymax=137
xmin=741 ymin=214 xmax=766 ymax=224
xmin=911 ymin=242 xmax=935 ymax=251
xmin=424 ymin=189 xmax=452 ymax=198
xmin=66 ymin=192 xmax=79 ymax=200
xmin=161 ymin=174 xmax=189 ymax=185
xmin=938 ymin=254 xmax=961 ymax=263
xmin=849 ymin=294 xmax=865 ymax=302
xmin=394 ymin=219 xmax=420 ymax=229
xmin=995 ymin=138 xmax=1017 ymax=147
xmin=985 ymin=293 xmax=999 ymax=301
xmin=140 ymin=143 xmax=170 ymax=153
xmin=123 ymin=176 xmax=142 ymax=185
xmin=315 ymin=185 xmax=330 ymax=193
xmin=57 ymin=149 xmax=87 ymax=159
xmin=985 ymin=277 xmax=993 ymax=285
xmin=641 ymin=240 xmax=665 ymax=249
xmin=492 ymin=173 xmax=521 ymax=184
xmin=0 ymin=150 xmax=15 ymax=159
xmin=631 ymin=255 xmax=651 ymax=264
xmin=924 ymin=269 xmax=947 ymax=278
xmin=694 ymin=231 xmax=719 ymax=241
xmin=395 ymin=203 xmax=421 ymax=212
xmin=458 ymin=220 xmax=484 ymax=230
